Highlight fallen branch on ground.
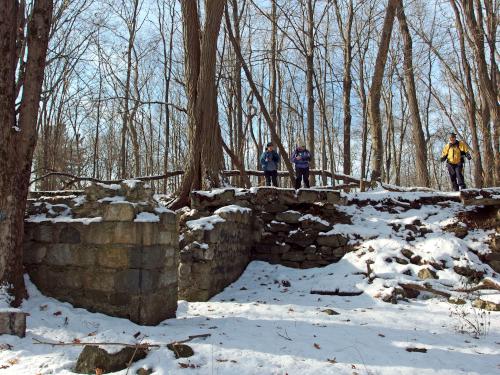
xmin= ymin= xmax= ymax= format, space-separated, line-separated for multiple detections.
xmin=399 ymin=283 xmax=451 ymax=298
xmin=310 ymin=289 xmax=363 ymax=296
xmin=32 ymin=333 xmax=211 ymax=348
xmin=276 ymin=329 xmax=293 ymax=341
xmin=453 ymin=279 xmax=500 ymax=293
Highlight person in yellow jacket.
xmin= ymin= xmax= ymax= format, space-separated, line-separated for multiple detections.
xmin=440 ymin=132 xmax=471 ymax=191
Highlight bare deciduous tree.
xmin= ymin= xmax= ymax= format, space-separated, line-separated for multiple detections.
xmin=0 ymin=0 xmax=53 ymax=304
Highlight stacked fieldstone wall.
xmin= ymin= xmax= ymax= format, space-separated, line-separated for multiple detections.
xmin=178 ymin=187 xmax=352 ymax=300
xmin=24 ymin=181 xmax=178 ymax=325
xmin=178 ymin=205 xmax=256 ymax=301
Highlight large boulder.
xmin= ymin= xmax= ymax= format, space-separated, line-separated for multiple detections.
xmin=84 ymin=183 xmax=122 ymax=202
xmin=317 ymin=233 xmax=347 ymax=248
xmin=418 ymin=268 xmax=438 ymax=280
xmin=275 ymin=210 xmax=302 ymax=224
xmin=74 ymin=345 xmax=148 ymax=374
xmin=285 ymin=229 xmax=315 ymax=247
xmin=102 ymin=202 xmax=136 ymax=222
xmin=167 ymin=343 xmax=194 ymax=358
xmin=191 ymin=189 xmax=236 ymax=210
xmin=299 ymin=214 xmax=331 ymax=232
xmin=120 ymin=180 xmax=153 ymax=202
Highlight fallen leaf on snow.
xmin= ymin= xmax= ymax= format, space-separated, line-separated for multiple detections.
xmin=179 ymin=362 xmax=200 ymax=369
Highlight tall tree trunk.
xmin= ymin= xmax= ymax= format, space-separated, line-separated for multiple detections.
xmin=483 ymin=0 xmax=499 ymax=185
xmin=173 ymin=0 xmax=226 ymax=208
xmin=158 ymin=0 xmax=175 ymax=193
xmin=461 ymin=0 xmax=500 ymax=184
xmin=0 ymin=0 xmax=53 ymax=305
xmin=368 ymin=0 xmax=398 ymax=181
xmin=359 ymin=58 xmax=369 ymax=191
xmin=270 ymin=0 xmax=278 ymax=137
xmin=450 ymin=0 xmax=484 ymax=187
xmin=225 ymin=5 xmax=295 ymax=182
xmin=93 ymin=29 xmax=103 ymax=180
xmin=334 ymin=0 xmax=354 ymax=176
xmin=306 ymin=0 xmax=316 ymax=185
xmin=120 ymin=0 xmax=140 ymax=178
xmin=231 ymin=0 xmax=244 ymax=185
xmin=395 ymin=0 xmax=430 ymax=187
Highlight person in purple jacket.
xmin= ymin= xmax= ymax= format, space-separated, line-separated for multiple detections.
xmin=291 ymin=141 xmax=311 ymax=189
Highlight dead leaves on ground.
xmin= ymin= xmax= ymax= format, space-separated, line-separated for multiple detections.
xmin=179 ymin=362 xmax=200 ymax=369
xmin=216 ymin=358 xmax=238 ymax=363
xmin=0 ymin=358 xmax=20 ymax=370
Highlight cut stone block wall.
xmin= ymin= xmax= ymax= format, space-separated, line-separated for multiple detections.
xmin=24 ymin=181 xmax=179 ymax=325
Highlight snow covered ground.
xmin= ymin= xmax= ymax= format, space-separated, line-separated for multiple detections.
xmin=1 ymin=196 xmax=499 ymax=374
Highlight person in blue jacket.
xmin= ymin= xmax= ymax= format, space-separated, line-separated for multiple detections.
xmin=260 ymin=142 xmax=280 ymax=186
xmin=291 ymin=142 xmax=311 ymax=189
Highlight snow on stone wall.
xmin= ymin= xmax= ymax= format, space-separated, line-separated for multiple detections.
xmin=23 ymin=181 xmax=179 ymax=325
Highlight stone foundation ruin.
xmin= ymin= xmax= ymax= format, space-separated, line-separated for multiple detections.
xmin=24 ymin=181 xmax=178 ymax=325
xmin=23 ymin=183 xmax=500 ymax=324
xmin=178 ymin=187 xmax=352 ymax=301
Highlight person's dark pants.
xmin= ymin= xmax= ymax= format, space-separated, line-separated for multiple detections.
xmin=447 ymin=162 xmax=466 ymax=191
xmin=264 ymin=170 xmax=278 ymax=187
xmin=295 ymin=167 xmax=310 ymax=189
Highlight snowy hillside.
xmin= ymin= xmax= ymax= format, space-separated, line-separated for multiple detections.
xmin=1 ymin=193 xmax=499 ymax=374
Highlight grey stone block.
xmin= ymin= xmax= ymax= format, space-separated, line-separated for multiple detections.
xmin=59 ymin=225 xmax=81 ymax=244
xmin=96 ymin=245 xmax=132 ymax=269
xmin=23 ymin=242 xmax=47 ymax=264
xmin=114 ymin=269 xmax=141 ymax=293
xmin=34 ymin=224 xmax=55 ymax=243
xmin=82 ymin=268 xmax=117 ymax=292
xmin=141 ymin=245 xmax=166 ymax=269
xmin=0 ymin=311 xmax=27 ymax=337
xmin=44 ymin=244 xmax=75 ymax=266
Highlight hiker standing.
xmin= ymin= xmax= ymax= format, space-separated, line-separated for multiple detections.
xmin=440 ymin=132 xmax=471 ymax=191
xmin=260 ymin=142 xmax=280 ymax=187
xmin=291 ymin=142 xmax=311 ymax=189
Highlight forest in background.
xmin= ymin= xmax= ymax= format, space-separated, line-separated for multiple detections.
xmin=30 ymin=0 xmax=499 ymax=192
xmin=0 ymin=0 xmax=498 ymax=311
